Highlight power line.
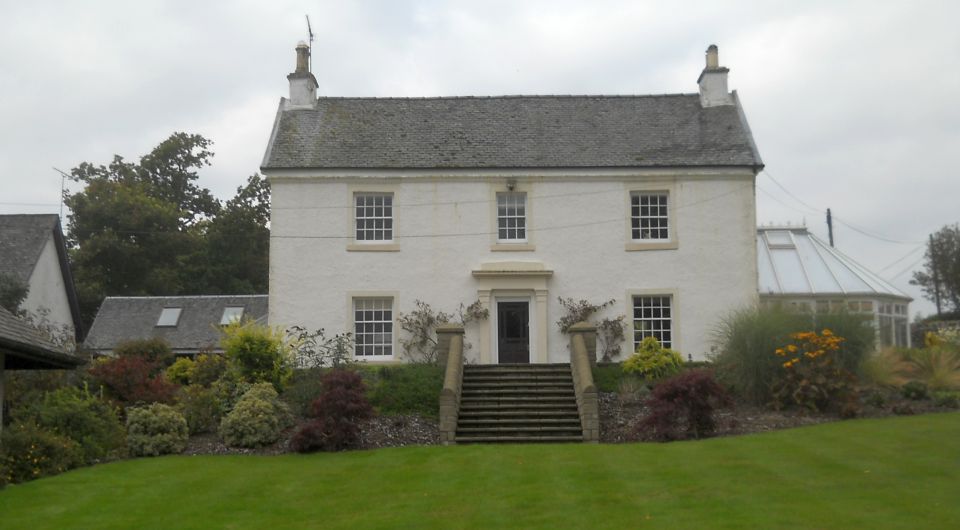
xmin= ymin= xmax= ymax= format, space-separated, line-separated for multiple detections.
xmin=888 ymin=255 xmax=926 ymax=281
xmin=878 ymin=244 xmax=925 ymax=273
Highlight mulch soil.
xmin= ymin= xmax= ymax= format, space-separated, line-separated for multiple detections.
xmin=182 ymin=390 xmax=951 ymax=454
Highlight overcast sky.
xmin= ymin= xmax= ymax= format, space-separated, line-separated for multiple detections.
xmin=2 ymin=0 xmax=958 ymax=317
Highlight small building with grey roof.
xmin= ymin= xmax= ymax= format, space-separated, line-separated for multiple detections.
xmin=84 ymin=295 xmax=268 ymax=356
xmin=0 ymin=214 xmax=83 ymax=341
xmin=757 ymin=226 xmax=912 ymax=348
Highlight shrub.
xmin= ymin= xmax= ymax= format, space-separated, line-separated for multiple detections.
xmin=176 ymin=384 xmax=222 ymax=434
xmin=165 ymin=357 xmax=196 ymax=385
xmin=713 ymin=307 xmax=874 ymax=405
xmin=19 ymin=386 xmax=127 ymax=464
xmin=899 ymin=347 xmax=960 ymax=391
xmin=365 ymin=364 xmax=443 ymax=418
xmin=283 ymin=368 xmax=326 ymax=417
xmin=771 ymin=330 xmax=860 ymax=415
xmin=902 ymin=381 xmax=929 ymax=400
xmin=616 ymin=377 xmax=649 ymax=404
xmin=113 ymin=337 xmax=173 ymax=365
xmin=219 ymin=383 xmax=293 ymax=448
xmin=636 ymin=370 xmax=732 ymax=442
xmin=933 ymin=390 xmax=960 ymax=408
xmin=623 ymin=337 xmax=683 ymax=380
xmin=221 ymin=321 xmax=292 ymax=390
xmin=190 ymin=353 xmax=228 ymax=387
xmin=860 ymin=348 xmax=908 ymax=388
xmin=88 ymin=355 xmax=180 ymax=405
xmin=210 ymin=367 xmax=253 ymax=415
xmin=0 ymin=422 xmax=84 ymax=484
xmin=291 ymin=370 xmax=373 ymax=453
xmin=126 ymin=404 xmax=189 ymax=457
xmin=592 ymin=363 xmax=628 ymax=393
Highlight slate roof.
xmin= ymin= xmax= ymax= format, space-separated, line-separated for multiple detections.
xmin=261 ymin=94 xmax=763 ymax=170
xmin=1 ymin=306 xmax=84 ymax=369
xmin=84 ymin=295 xmax=269 ymax=354
xmin=757 ymin=227 xmax=911 ymax=300
xmin=0 ymin=214 xmax=60 ymax=283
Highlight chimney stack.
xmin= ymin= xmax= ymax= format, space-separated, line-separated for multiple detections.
xmin=697 ymin=44 xmax=733 ymax=107
xmin=286 ymin=41 xmax=318 ymax=109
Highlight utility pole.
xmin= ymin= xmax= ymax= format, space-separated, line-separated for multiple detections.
xmin=931 ymin=233 xmax=943 ymax=317
xmin=826 ymin=208 xmax=834 ymax=247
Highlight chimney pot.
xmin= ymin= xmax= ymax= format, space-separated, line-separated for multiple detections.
xmin=697 ymin=44 xmax=732 ymax=107
xmin=286 ymin=42 xmax=319 ymax=109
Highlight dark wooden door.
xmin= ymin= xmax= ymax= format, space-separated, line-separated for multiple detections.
xmin=497 ymin=301 xmax=530 ymax=364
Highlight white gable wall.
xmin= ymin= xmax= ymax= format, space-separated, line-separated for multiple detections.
xmin=268 ymin=169 xmax=758 ymax=362
xmin=22 ymin=235 xmax=75 ymax=335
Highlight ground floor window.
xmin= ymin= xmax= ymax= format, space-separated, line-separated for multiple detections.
xmin=878 ymin=302 xmax=909 ymax=348
xmin=632 ymin=295 xmax=672 ymax=349
xmin=354 ymin=298 xmax=393 ymax=357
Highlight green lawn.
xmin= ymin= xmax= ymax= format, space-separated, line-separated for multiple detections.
xmin=2 ymin=413 xmax=958 ymax=529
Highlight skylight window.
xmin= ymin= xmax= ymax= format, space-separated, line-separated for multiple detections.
xmin=221 ymin=306 xmax=245 ymax=325
xmin=156 ymin=307 xmax=182 ymax=327
xmin=765 ymin=230 xmax=795 ymax=249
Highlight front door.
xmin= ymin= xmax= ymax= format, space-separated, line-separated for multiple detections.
xmin=497 ymin=301 xmax=530 ymax=364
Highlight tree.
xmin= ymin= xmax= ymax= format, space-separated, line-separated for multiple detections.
xmin=0 ymin=271 xmax=29 ymax=313
xmin=911 ymin=224 xmax=960 ymax=315
xmin=64 ymin=133 xmax=269 ymax=324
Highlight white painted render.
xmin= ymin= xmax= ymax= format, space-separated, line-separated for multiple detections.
xmin=22 ymin=236 xmax=75 ymax=335
xmin=268 ymin=169 xmax=759 ymax=363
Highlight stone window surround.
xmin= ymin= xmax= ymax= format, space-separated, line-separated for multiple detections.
xmin=347 ymin=291 xmax=399 ymax=360
xmin=626 ymin=288 xmax=680 ymax=352
xmin=490 ymin=181 xmax=535 ymax=252
xmin=347 ymin=184 xmax=400 ymax=252
xmin=624 ymin=182 xmax=678 ymax=251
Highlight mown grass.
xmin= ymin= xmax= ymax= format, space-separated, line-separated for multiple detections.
xmin=1 ymin=413 xmax=958 ymax=529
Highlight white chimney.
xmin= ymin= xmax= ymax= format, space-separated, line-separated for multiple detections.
xmin=697 ymin=44 xmax=733 ymax=107
xmin=286 ymin=41 xmax=318 ymax=109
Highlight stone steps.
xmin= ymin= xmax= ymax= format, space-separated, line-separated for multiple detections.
xmin=455 ymin=364 xmax=583 ymax=444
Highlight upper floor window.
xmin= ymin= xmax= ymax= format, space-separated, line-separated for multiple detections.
xmin=631 ymin=192 xmax=669 ymax=241
xmin=497 ymin=192 xmax=527 ymax=242
xmin=355 ymin=193 xmax=393 ymax=242
xmin=156 ymin=307 xmax=182 ymax=327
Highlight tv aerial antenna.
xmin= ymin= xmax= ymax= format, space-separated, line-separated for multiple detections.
xmin=305 ymin=15 xmax=315 ymax=72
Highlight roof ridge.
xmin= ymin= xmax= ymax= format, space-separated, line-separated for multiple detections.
xmin=103 ymin=294 xmax=268 ymax=301
xmin=313 ymin=93 xmax=699 ymax=101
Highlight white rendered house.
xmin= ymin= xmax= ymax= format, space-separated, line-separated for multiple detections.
xmin=262 ymin=44 xmax=763 ymax=363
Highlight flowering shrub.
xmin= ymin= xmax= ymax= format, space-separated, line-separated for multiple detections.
xmin=771 ymin=329 xmax=859 ymax=415
xmin=126 ymin=404 xmax=189 ymax=457
xmin=88 ymin=355 xmax=180 ymax=405
xmin=635 ymin=369 xmax=732 ymax=441
xmin=0 ymin=422 xmax=84 ymax=484
xmin=291 ymin=370 xmax=373 ymax=452
xmin=622 ymin=337 xmax=683 ymax=380
xmin=219 ymin=383 xmax=293 ymax=448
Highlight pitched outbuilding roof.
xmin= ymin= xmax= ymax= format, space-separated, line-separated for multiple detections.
xmin=757 ymin=227 xmax=911 ymax=300
xmin=0 ymin=214 xmax=84 ymax=339
xmin=262 ymin=94 xmax=763 ymax=170
xmin=0 ymin=306 xmax=84 ymax=369
xmin=0 ymin=214 xmax=60 ymax=283
xmin=83 ymin=295 xmax=269 ymax=354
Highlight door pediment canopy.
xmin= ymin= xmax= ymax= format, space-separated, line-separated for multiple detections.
xmin=471 ymin=261 xmax=553 ymax=279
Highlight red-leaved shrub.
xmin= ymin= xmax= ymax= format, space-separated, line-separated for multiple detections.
xmin=88 ymin=356 xmax=179 ymax=405
xmin=291 ymin=369 xmax=373 ymax=452
xmin=636 ymin=369 xmax=732 ymax=442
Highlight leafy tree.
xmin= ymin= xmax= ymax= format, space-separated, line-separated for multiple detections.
xmin=912 ymin=224 xmax=960 ymax=314
xmin=0 ymin=271 xmax=29 ymax=313
xmin=64 ymin=133 xmax=269 ymax=323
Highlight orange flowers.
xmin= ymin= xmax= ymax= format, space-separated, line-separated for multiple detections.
xmin=776 ymin=329 xmax=845 ymax=369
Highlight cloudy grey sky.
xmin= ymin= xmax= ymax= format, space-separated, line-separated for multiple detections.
xmin=2 ymin=0 xmax=958 ymax=317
